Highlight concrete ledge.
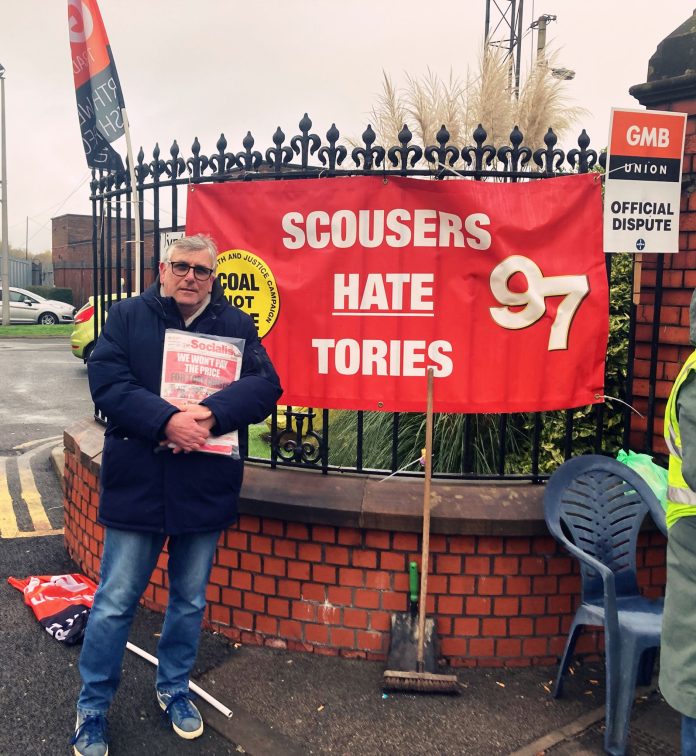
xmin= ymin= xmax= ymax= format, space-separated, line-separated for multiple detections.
xmin=64 ymin=417 xmax=103 ymax=478
xmin=65 ymin=418 xmax=547 ymax=536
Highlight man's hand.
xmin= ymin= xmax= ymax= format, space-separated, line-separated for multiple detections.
xmin=163 ymin=405 xmax=215 ymax=453
xmin=182 ymin=404 xmax=216 ymax=434
xmin=181 ymin=403 xmax=213 ymax=421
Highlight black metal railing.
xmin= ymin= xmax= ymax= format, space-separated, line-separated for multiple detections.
xmin=90 ymin=115 xmax=638 ymax=482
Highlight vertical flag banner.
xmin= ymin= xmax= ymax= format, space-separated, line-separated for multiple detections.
xmin=68 ymin=0 xmax=125 ymax=171
xmin=604 ymin=108 xmax=687 ymax=253
xmin=187 ymin=174 xmax=608 ymax=414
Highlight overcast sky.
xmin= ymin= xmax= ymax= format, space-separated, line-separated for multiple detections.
xmin=0 ymin=1 xmax=693 ymax=253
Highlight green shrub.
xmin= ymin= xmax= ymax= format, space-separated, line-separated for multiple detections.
xmin=26 ymin=286 xmax=73 ymax=305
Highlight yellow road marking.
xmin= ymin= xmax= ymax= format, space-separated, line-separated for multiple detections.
xmin=18 ymin=440 xmax=60 ymax=532
xmin=0 ymin=457 xmax=19 ymax=538
xmin=0 ymin=440 xmax=66 ymax=538
xmin=18 ymin=457 xmax=52 ymax=531
xmin=12 ymin=529 xmax=63 ymax=538
xmin=13 ymin=435 xmax=62 ymax=451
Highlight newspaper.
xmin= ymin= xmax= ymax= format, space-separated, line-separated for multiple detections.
xmin=160 ymin=329 xmax=244 ymax=457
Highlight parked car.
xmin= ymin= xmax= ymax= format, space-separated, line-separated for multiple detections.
xmin=71 ymin=293 xmax=130 ymax=362
xmin=0 ymin=286 xmax=75 ymax=325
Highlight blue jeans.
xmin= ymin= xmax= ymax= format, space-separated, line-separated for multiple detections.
xmin=77 ymin=527 xmax=220 ymax=715
xmin=684 ymin=715 xmax=696 ymax=755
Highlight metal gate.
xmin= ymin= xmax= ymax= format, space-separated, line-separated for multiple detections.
xmin=90 ymin=116 xmax=634 ymax=482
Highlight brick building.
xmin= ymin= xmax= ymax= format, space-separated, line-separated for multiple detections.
xmin=52 ymin=213 xmax=157 ymax=308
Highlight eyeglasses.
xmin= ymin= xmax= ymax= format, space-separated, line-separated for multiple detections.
xmin=167 ymin=261 xmax=214 ymax=281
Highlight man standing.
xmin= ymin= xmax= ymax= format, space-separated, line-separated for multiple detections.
xmin=662 ymin=290 xmax=696 ymax=756
xmin=71 ymin=234 xmax=282 ymax=756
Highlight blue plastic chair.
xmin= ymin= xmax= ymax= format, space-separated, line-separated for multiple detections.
xmin=543 ymin=454 xmax=666 ymax=756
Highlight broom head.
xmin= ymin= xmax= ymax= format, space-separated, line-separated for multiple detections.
xmin=383 ymin=613 xmax=459 ymax=694
xmin=383 ymin=669 xmax=459 ymax=693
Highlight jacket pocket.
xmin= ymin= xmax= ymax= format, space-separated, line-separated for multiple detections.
xmin=100 ymin=436 xmax=164 ymax=528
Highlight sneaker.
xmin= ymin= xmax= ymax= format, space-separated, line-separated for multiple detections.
xmin=157 ymin=690 xmax=204 ymax=740
xmin=70 ymin=713 xmax=108 ymax=756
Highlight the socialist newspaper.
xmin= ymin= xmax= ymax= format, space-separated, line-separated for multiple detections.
xmin=160 ymin=329 xmax=244 ymax=457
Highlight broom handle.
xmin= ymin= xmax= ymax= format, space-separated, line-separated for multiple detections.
xmin=417 ymin=367 xmax=434 ymax=672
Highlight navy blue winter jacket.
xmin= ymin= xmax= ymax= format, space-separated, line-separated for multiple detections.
xmin=87 ymin=281 xmax=283 ymax=534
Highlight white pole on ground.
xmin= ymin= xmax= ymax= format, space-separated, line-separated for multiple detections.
xmin=125 ymin=641 xmax=234 ymax=719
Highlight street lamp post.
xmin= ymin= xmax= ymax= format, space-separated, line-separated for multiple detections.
xmin=0 ymin=64 xmax=9 ymax=326
xmin=530 ymin=16 xmax=575 ymax=80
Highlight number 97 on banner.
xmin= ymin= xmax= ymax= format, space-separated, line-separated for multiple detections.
xmin=489 ymin=256 xmax=590 ymax=351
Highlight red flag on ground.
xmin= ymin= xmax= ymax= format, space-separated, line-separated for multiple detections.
xmin=67 ymin=0 xmax=125 ymax=171
xmin=8 ymin=574 xmax=97 ymax=645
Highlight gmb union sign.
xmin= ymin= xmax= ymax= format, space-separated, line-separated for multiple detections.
xmin=604 ymin=107 xmax=687 ymax=254
xmin=186 ymin=175 xmax=608 ymax=415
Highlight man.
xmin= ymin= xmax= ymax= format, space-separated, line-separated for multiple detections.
xmin=662 ymin=289 xmax=696 ymax=756
xmin=71 ymin=234 xmax=282 ymax=756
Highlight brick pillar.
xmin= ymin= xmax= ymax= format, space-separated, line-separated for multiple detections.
xmin=628 ymin=11 xmax=696 ymax=454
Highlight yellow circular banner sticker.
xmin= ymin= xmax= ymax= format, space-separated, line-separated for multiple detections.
xmin=216 ymin=249 xmax=280 ymax=338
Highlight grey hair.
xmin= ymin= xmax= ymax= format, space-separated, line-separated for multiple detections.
xmin=163 ymin=234 xmax=218 ymax=269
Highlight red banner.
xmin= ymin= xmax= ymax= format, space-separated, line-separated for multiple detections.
xmin=186 ymin=174 xmax=608 ymax=413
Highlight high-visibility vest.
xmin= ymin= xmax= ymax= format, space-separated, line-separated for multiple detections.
xmin=665 ymin=349 xmax=696 ymax=528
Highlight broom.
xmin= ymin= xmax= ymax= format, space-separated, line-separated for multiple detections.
xmin=383 ymin=368 xmax=459 ymax=693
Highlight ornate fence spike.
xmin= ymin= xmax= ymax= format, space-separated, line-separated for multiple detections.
xmin=298 ymin=112 xmax=312 ymax=133
xmin=317 ymin=123 xmax=347 ymax=173
xmin=265 ymin=127 xmax=293 ymax=172
xmin=164 ymin=139 xmax=186 ymax=180
xmin=209 ymin=133 xmax=234 ymax=175
xmin=387 ymin=124 xmax=422 ymax=173
xmin=424 ymin=125 xmax=459 ymax=173
xmin=462 ymin=124 xmax=497 ymax=173
xmin=135 ymin=147 xmax=150 ymax=183
xmin=187 ymin=136 xmax=209 ymax=179
xmin=398 ymin=124 xmax=412 ymax=143
xmin=473 ymin=123 xmax=488 ymax=144
xmin=510 ymin=125 xmax=523 ymax=146
xmin=351 ymin=124 xmax=385 ymax=170
xmin=149 ymin=143 xmax=167 ymax=181
xmin=291 ymin=113 xmax=321 ymax=169
xmin=533 ymin=128 xmax=566 ymax=174
xmin=577 ymin=128 xmax=590 ymax=150
xmin=497 ymin=126 xmax=532 ymax=173
xmin=235 ymin=131 xmax=263 ymax=172
xmin=566 ymin=129 xmax=598 ymax=174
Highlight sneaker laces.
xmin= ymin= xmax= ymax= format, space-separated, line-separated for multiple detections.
xmin=163 ymin=692 xmax=199 ymax=720
xmin=70 ymin=714 xmax=108 ymax=747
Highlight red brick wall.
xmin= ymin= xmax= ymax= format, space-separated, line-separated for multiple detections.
xmin=629 ymin=97 xmax=696 ymax=454
xmin=63 ymin=440 xmax=666 ymax=668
